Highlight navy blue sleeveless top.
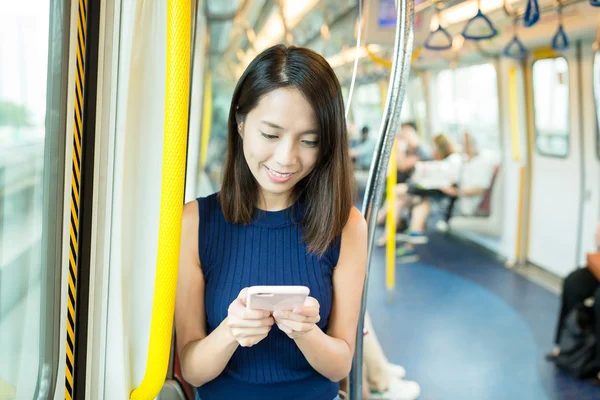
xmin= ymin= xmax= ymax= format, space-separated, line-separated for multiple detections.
xmin=195 ymin=193 xmax=341 ymax=400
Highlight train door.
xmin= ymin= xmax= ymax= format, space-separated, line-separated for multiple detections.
xmin=526 ymin=47 xmax=583 ymax=277
xmin=579 ymin=43 xmax=600 ymax=265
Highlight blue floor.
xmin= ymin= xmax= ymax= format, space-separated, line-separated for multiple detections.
xmin=366 ymin=230 xmax=600 ymax=400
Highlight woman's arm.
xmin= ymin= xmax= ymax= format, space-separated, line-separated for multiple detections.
xmin=459 ymin=186 xmax=486 ymax=197
xmin=175 ymin=201 xmax=239 ymax=386
xmin=276 ymin=207 xmax=367 ymax=381
xmin=175 ymin=201 xmax=275 ymax=387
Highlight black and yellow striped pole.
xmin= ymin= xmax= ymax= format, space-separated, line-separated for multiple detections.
xmin=65 ymin=0 xmax=87 ymax=398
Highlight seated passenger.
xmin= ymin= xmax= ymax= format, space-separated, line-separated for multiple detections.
xmin=376 ymin=123 xmax=431 ymax=224
xmin=546 ymin=221 xmax=600 ymax=382
xmin=395 ymin=134 xmax=497 ymax=263
xmin=395 ymin=122 xmax=431 ymax=184
xmin=175 ymin=45 xmax=367 ymax=400
xmin=350 ymin=126 xmax=376 ymax=170
xmin=376 ymin=134 xmax=460 ymax=247
xmin=438 ymin=134 xmax=498 ymax=217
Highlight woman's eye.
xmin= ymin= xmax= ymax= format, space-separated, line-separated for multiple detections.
xmin=261 ymin=132 xmax=278 ymax=140
xmin=303 ymin=140 xmax=319 ymax=148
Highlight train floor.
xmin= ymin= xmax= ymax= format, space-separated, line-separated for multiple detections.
xmin=366 ymin=229 xmax=600 ymax=400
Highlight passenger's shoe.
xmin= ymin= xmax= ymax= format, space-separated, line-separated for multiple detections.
xmin=396 ymin=245 xmax=419 ymax=263
xmin=435 ymin=220 xmax=449 ymax=233
xmin=593 ymin=371 xmax=600 ymax=385
xmin=545 ymin=347 xmax=560 ymax=362
xmin=388 ymin=363 xmax=406 ymax=379
xmin=376 ymin=234 xmax=388 ymax=247
xmin=370 ymin=376 xmax=420 ymax=400
xmin=396 ymin=229 xmax=428 ymax=245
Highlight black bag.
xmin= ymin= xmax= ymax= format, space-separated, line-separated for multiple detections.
xmin=555 ymin=302 xmax=597 ymax=379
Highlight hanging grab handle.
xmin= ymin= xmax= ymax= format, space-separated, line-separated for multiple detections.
xmin=424 ymin=5 xmax=452 ymax=51
xmin=424 ymin=25 xmax=454 ymax=50
xmin=462 ymin=8 xmax=499 ymax=40
xmin=130 ymin=0 xmax=191 ymax=399
xmin=504 ymin=18 xmax=527 ymax=60
xmin=551 ymin=3 xmax=569 ymax=51
xmin=504 ymin=35 xmax=528 ymax=59
xmin=524 ymin=0 xmax=540 ymax=27
xmin=552 ymin=25 xmax=569 ymax=51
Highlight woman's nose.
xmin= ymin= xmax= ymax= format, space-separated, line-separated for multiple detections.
xmin=273 ymin=140 xmax=297 ymax=167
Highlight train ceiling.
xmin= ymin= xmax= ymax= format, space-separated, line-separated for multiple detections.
xmin=205 ymin=0 xmax=600 ymax=84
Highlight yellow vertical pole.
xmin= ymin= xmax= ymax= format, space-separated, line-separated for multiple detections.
xmin=386 ymin=143 xmax=397 ymax=292
xmin=379 ymin=79 xmax=396 ymax=292
xmin=508 ymin=67 xmax=520 ymax=163
xmin=508 ymin=66 xmax=525 ymax=263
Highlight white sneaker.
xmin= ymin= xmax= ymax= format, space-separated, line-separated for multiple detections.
xmin=370 ymin=376 xmax=420 ymax=400
xmin=436 ymin=220 xmax=449 ymax=232
xmin=387 ymin=363 xmax=406 ymax=379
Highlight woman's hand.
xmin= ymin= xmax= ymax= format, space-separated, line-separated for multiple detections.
xmin=273 ymin=297 xmax=321 ymax=339
xmin=227 ymin=288 xmax=275 ymax=347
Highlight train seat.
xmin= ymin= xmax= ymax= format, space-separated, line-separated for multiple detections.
xmin=449 ymin=165 xmax=503 ymax=237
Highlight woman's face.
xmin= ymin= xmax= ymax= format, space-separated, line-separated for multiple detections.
xmin=239 ymin=87 xmax=319 ymax=209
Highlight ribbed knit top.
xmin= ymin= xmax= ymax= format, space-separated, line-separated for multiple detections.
xmin=195 ymin=193 xmax=341 ymax=400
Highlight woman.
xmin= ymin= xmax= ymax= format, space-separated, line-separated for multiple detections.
xmin=175 ymin=45 xmax=367 ymax=400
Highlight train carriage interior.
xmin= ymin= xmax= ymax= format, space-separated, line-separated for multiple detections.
xmin=2 ymin=0 xmax=600 ymax=399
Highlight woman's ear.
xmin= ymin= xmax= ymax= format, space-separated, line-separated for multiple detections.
xmin=235 ymin=113 xmax=244 ymax=138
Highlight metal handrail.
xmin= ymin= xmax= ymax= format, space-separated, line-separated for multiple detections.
xmin=348 ymin=0 xmax=414 ymax=398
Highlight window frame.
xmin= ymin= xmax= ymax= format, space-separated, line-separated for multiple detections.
xmin=531 ymin=56 xmax=571 ymax=159
xmin=594 ymin=51 xmax=600 ymax=161
xmin=35 ymin=1 xmax=71 ymax=397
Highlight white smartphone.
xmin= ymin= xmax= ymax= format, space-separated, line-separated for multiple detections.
xmin=246 ymin=285 xmax=310 ymax=312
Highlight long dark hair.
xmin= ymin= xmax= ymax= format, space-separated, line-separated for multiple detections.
xmin=220 ymin=44 xmax=356 ymax=256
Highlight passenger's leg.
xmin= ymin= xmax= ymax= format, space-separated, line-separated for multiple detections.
xmin=376 ymin=185 xmax=409 ymax=246
xmin=552 ymin=268 xmax=599 ymax=350
xmin=409 ymin=198 xmax=430 ymax=232
xmin=377 ymin=201 xmax=388 ymax=225
xmin=362 ymin=314 xmax=421 ymax=399
xmin=363 ymin=313 xmax=390 ymax=392
xmin=395 ymin=198 xmax=430 ymax=248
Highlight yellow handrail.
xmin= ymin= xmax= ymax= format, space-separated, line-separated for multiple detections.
xmin=200 ymin=71 xmax=212 ymax=171
xmin=130 ymin=0 xmax=191 ymax=398
xmin=386 ymin=142 xmax=397 ymax=292
xmin=366 ymin=44 xmax=422 ymax=68
xmin=379 ymin=79 xmax=397 ymax=292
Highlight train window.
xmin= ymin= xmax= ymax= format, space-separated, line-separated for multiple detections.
xmin=401 ymin=83 xmax=415 ymax=122
xmin=433 ymin=63 xmax=500 ymax=151
xmin=0 ymin=2 xmax=63 ymax=398
xmin=407 ymin=75 xmax=428 ymax=137
xmin=532 ymin=57 xmax=570 ymax=158
xmin=352 ymin=82 xmax=385 ymax=139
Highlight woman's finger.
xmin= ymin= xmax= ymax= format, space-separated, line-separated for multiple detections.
xmin=228 ymin=316 xmax=274 ymax=329
xmin=291 ymin=306 xmax=319 ymax=318
xmin=230 ymin=325 xmax=273 ymax=338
